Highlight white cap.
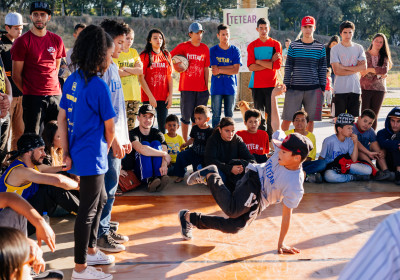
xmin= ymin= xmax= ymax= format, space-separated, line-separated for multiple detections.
xmin=5 ymin=12 xmax=28 ymax=26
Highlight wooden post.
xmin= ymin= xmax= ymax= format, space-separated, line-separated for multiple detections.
xmin=238 ymin=0 xmax=257 ymax=105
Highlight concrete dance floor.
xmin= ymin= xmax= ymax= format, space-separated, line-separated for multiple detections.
xmin=45 ymin=192 xmax=400 ymax=279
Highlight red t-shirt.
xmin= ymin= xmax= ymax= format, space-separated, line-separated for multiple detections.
xmin=170 ymin=41 xmax=210 ymax=92
xmin=326 ymin=76 xmax=332 ymax=91
xmin=11 ymin=30 xmax=66 ymax=96
xmin=140 ymin=51 xmax=172 ymax=102
xmin=247 ymin=38 xmax=282 ymax=88
xmin=236 ymin=130 xmax=269 ymax=155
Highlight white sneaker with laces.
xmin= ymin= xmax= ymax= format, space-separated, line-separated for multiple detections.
xmin=71 ymin=266 xmax=112 ymax=280
xmin=86 ymin=250 xmax=115 ymax=265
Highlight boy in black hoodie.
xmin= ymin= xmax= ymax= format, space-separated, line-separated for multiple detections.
xmin=377 ymin=107 xmax=400 ymax=185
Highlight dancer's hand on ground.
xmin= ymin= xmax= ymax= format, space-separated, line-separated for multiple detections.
xmin=36 ymin=219 xmax=56 ymax=252
xmin=278 ymin=244 xmax=300 ymax=254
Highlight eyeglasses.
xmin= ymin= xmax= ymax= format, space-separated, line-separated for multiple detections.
xmin=23 ymin=255 xmax=35 ymax=267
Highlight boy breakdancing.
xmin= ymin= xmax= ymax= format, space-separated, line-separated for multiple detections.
xmin=178 ymin=84 xmax=312 ymax=254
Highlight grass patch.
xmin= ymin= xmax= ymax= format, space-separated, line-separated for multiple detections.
xmin=387 ymin=71 xmax=400 ymax=88
xmin=382 ymin=98 xmax=400 ymax=106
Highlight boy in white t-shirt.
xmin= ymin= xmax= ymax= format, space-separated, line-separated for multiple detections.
xmin=319 ymin=113 xmax=372 ymax=183
xmin=178 ymin=84 xmax=312 ymax=254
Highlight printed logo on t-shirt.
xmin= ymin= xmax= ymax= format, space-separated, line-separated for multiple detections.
xmin=216 ymin=57 xmax=231 ymax=63
xmin=187 ymin=54 xmax=205 ymax=61
xmin=47 ymin=47 xmax=56 ymax=55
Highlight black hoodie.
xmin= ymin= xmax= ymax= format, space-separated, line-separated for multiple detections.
xmin=376 ymin=107 xmax=400 ymax=151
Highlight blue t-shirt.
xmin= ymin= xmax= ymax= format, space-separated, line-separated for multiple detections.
xmin=60 ymin=71 xmax=116 ymax=176
xmin=320 ymin=134 xmax=354 ymax=164
xmin=210 ymin=44 xmax=242 ymax=96
xmin=353 ymin=124 xmax=377 ymax=149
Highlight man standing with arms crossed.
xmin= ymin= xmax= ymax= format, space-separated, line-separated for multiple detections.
xmin=281 ymin=16 xmax=326 ymax=132
xmin=11 ymin=2 xmax=66 ymax=134
xmin=247 ymin=18 xmax=282 ymax=142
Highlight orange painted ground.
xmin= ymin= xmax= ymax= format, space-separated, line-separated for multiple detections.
xmin=95 ymin=193 xmax=400 ymax=279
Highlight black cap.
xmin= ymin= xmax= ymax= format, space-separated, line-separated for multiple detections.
xmin=30 ymin=2 xmax=52 ymax=15
xmin=138 ymin=104 xmax=155 ymax=116
xmin=388 ymin=107 xmax=400 ymax=119
xmin=336 ymin=113 xmax=355 ymax=126
xmin=272 ymin=133 xmax=313 ymax=159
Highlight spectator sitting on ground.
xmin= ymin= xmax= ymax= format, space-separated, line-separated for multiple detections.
xmin=284 ymin=110 xmax=327 ymax=183
xmin=236 ymin=109 xmax=269 ymax=163
xmin=0 ymin=134 xmax=79 ymax=235
xmin=353 ymin=109 xmax=393 ymax=181
xmin=164 ymin=114 xmax=184 ymax=176
xmin=122 ymin=104 xmax=171 ymax=192
xmin=174 ymin=105 xmax=213 ymax=183
xmin=319 ymin=113 xmax=373 ymax=183
xmin=377 ymin=107 xmax=400 ymax=185
xmin=204 ymin=117 xmax=256 ymax=192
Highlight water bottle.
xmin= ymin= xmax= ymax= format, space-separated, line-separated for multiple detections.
xmin=43 ymin=212 xmax=50 ymax=225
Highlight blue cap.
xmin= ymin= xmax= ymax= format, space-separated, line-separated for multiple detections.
xmin=188 ymin=22 xmax=204 ymax=33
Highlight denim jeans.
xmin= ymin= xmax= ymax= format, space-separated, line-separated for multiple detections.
xmin=324 ymin=163 xmax=372 ymax=183
xmin=98 ymin=150 xmax=121 ymax=238
xmin=173 ymin=148 xmax=202 ymax=178
xmin=134 ymin=140 xmax=162 ymax=181
xmin=303 ymin=159 xmax=327 ymax=175
xmin=211 ymin=94 xmax=236 ymax=128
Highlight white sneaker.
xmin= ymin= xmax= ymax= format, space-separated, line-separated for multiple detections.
xmin=86 ymin=250 xmax=115 ymax=265
xmin=71 ymin=266 xmax=112 ymax=280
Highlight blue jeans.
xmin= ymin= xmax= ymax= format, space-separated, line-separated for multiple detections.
xmin=173 ymin=148 xmax=202 ymax=178
xmin=98 ymin=150 xmax=121 ymax=238
xmin=303 ymin=159 xmax=327 ymax=175
xmin=324 ymin=163 xmax=372 ymax=183
xmin=211 ymin=94 xmax=236 ymax=128
xmin=134 ymin=140 xmax=162 ymax=181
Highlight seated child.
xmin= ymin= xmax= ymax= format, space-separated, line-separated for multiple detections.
xmin=174 ymin=105 xmax=213 ymax=183
xmin=236 ymin=109 xmax=269 ymax=163
xmin=353 ymin=109 xmax=393 ymax=181
xmin=319 ymin=113 xmax=373 ymax=183
xmin=377 ymin=107 xmax=400 ymax=185
xmin=284 ymin=110 xmax=326 ymax=183
xmin=164 ymin=114 xmax=184 ymax=175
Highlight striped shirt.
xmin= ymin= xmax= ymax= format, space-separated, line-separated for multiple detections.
xmin=338 ymin=211 xmax=400 ymax=280
xmin=283 ymin=39 xmax=326 ymax=91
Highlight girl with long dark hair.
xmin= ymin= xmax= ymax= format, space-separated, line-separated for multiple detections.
xmin=360 ymin=33 xmax=393 ymax=130
xmin=139 ymin=29 xmax=173 ymax=134
xmin=58 ymin=25 xmax=116 ymax=280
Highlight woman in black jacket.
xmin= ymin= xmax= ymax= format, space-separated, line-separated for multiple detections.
xmin=205 ymin=117 xmax=256 ymax=191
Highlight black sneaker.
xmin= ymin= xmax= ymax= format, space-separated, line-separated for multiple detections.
xmin=157 ymin=175 xmax=169 ymax=192
xmin=96 ymin=233 xmax=125 ymax=252
xmin=374 ymin=170 xmax=391 ymax=181
xmin=352 ymin=174 xmax=371 ymax=181
xmin=395 ymin=171 xmax=400 ymax=185
xmin=110 ymin=220 xmax=119 ymax=232
xmin=109 ymin=229 xmax=129 ymax=243
xmin=178 ymin=209 xmax=193 ymax=240
xmin=33 ymin=270 xmax=64 ymax=280
xmin=187 ymin=165 xmax=218 ymax=186
xmin=306 ymin=173 xmax=323 ymax=183
xmin=147 ymin=177 xmax=161 ymax=192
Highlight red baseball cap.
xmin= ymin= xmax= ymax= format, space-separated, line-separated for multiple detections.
xmin=301 ymin=16 xmax=315 ymax=26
